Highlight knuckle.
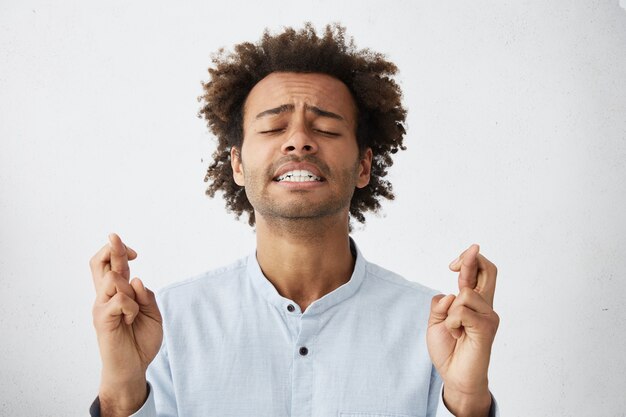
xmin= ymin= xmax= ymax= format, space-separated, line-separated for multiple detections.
xmin=459 ymin=275 xmax=474 ymax=285
xmin=492 ymin=311 xmax=500 ymax=327
xmin=448 ymin=303 xmax=462 ymax=318
xmin=459 ymin=287 xmax=474 ymax=299
xmin=103 ymin=270 xmax=121 ymax=282
xmin=459 ymin=305 xmax=471 ymax=317
xmin=483 ymin=312 xmax=499 ymax=334
xmin=117 ymin=290 xmax=132 ymax=301
xmin=109 ymin=291 xmax=130 ymax=306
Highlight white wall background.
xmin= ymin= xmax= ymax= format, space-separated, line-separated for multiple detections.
xmin=1 ymin=1 xmax=625 ymax=416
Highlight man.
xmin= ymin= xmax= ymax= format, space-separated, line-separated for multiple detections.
xmin=90 ymin=24 xmax=499 ymax=417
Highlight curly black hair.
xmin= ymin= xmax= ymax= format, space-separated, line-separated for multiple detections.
xmin=198 ymin=23 xmax=407 ymax=226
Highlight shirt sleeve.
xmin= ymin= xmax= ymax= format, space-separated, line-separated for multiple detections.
xmin=426 ymin=364 xmax=444 ymax=416
xmin=144 ymin=337 xmax=178 ymax=417
xmin=88 ymin=384 xmax=156 ymax=417
xmin=127 ymin=383 xmax=158 ymax=417
xmin=435 ymin=384 xmax=499 ymax=417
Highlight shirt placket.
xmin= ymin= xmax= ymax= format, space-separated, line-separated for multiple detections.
xmin=289 ymin=311 xmax=318 ymax=417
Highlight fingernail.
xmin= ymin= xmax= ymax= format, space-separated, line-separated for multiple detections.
xmin=449 ymin=257 xmax=459 ymax=268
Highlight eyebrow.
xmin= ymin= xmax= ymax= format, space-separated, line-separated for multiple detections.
xmin=255 ymin=104 xmax=345 ymax=121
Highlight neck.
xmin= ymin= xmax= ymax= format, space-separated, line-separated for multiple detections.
xmin=254 ymin=211 xmax=355 ymax=312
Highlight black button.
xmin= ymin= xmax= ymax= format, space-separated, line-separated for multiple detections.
xmin=287 ymin=304 xmax=295 ymax=312
xmin=299 ymin=347 xmax=309 ymax=356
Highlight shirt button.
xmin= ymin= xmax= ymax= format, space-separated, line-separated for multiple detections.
xmin=299 ymin=347 xmax=309 ymax=356
xmin=287 ymin=304 xmax=295 ymax=312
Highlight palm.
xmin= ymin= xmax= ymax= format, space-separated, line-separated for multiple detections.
xmin=110 ymin=310 xmax=162 ymax=368
xmin=99 ymin=298 xmax=163 ymax=377
xmin=427 ymin=319 xmax=488 ymax=386
xmin=130 ymin=311 xmax=163 ymax=366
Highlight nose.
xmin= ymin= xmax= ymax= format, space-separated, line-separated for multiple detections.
xmin=281 ymin=126 xmax=318 ymax=155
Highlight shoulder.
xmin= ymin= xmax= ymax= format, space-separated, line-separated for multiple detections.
xmin=155 ymin=256 xmax=248 ymax=308
xmin=350 ymin=238 xmax=439 ymax=302
xmin=359 ymin=259 xmax=440 ymax=317
xmin=350 ymin=258 xmax=439 ymax=330
xmin=364 ymin=260 xmax=440 ymax=298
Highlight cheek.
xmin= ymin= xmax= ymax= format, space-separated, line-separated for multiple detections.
xmin=240 ymin=142 xmax=274 ymax=176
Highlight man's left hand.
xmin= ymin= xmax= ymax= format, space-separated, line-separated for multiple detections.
xmin=427 ymin=244 xmax=499 ymax=417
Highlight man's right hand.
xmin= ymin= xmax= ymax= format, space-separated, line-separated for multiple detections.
xmin=90 ymin=233 xmax=163 ymax=417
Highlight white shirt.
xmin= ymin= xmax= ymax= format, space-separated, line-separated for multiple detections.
xmin=100 ymin=239 xmax=497 ymax=417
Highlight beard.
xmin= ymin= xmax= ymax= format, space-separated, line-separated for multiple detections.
xmin=242 ymin=155 xmax=361 ymax=222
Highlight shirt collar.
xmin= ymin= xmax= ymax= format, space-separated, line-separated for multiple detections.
xmin=246 ymin=237 xmax=366 ymax=316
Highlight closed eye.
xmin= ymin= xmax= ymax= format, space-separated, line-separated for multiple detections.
xmin=258 ymin=128 xmax=285 ymax=134
xmin=259 ymin=128 xmax=339 ymax=137
xmin=314 ymin=129 xmax=340 ymax=137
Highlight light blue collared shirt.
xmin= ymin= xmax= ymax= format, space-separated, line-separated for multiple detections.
xmin=115 ymin=240 xmax=496 ymax=417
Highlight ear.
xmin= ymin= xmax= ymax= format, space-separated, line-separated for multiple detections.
xmin=231 ymin=147 xmax=245 ymax=186
xmin=356 ymin=148 xmax=373 ymax=189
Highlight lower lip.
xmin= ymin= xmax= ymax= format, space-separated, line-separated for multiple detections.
xmin=272 ymin=180 xmax=325 ymax=189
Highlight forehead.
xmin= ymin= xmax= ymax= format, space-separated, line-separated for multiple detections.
xmin=243 ymin=72 xmax=357 ymax=123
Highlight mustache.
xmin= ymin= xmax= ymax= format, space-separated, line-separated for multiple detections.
xmin=267 ymin=155 xmax=330 ymax=177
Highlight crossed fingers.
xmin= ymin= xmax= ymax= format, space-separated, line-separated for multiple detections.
xmin=449 ymin=244 xmax=497 ymax=308
xmin=89 ymin=233 xmax=138 ymax=303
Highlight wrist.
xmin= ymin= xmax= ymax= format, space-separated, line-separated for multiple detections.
xmin=442 ymin=385 xmax=492 ymax=417
xmin=99 ymin=376 xmax=147 ymax=417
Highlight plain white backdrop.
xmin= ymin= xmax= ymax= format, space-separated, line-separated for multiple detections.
xmin=1 ymin=1 xmax=625 ymax=416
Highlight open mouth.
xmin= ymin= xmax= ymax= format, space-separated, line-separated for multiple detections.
xmin=273 ymin=170 xmax=324 ymax=182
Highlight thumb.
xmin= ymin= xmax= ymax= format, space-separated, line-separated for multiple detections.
xmin=428 ymin=294 xmax=455 ymax=326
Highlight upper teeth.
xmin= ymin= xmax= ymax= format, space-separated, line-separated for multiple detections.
xmin=276 ymin=170 xmax=322 ymax=182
